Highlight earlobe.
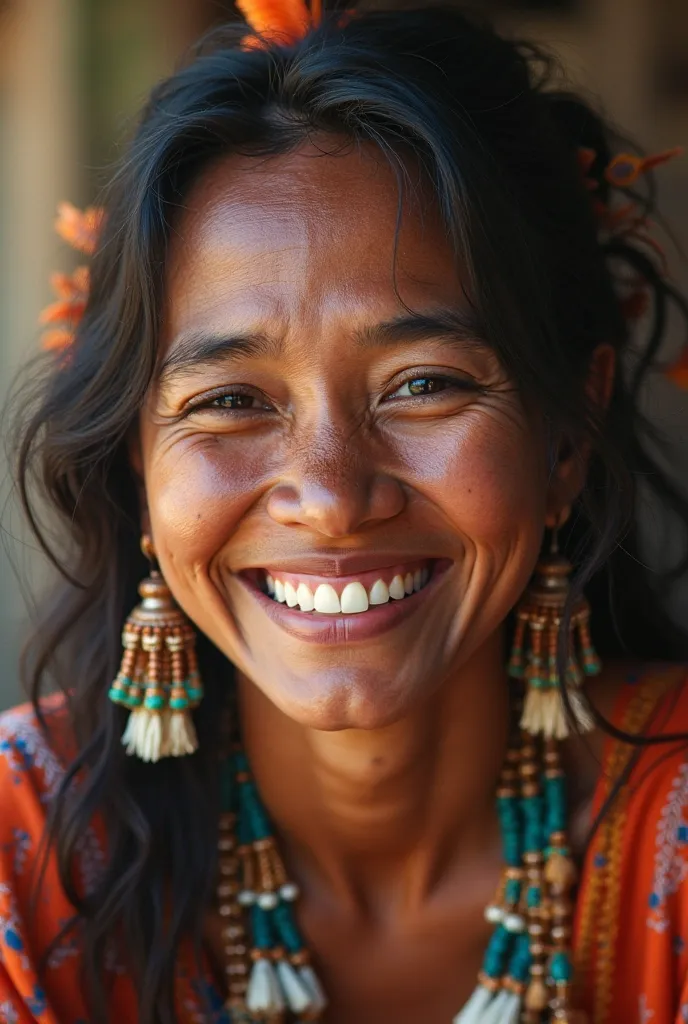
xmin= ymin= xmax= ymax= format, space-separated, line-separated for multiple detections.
xmin=544 ymin=343 xmax=616 ymax=526
xmin=545 ymin=442 xmax=584 ymax=527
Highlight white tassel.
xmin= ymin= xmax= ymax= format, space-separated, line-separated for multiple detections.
xmin=298 ymin=964 xmax=328 ymax=1014
xmin=541 ymin=688 xmax=561 ymax=739
xmin=121 ymin=709 xmax=139 ymax=750
xmin=247 ymin=957 xmax=285 ymax=1014
xmin=520 ymin=684 xmax=545 ymax=736
xmin=481 ymin=989 xmax=521 ymax=1024
xmin=275 ymin=959 xmax=312 ymax=1013
xmin=453 ymin=983 xmax=494 ymax=1023
xmin=122 ymin=708 xmax=149 ymax=757
xmin=142 ymin=712 xmax=163 ymax=763
xmin=168 ymin=710 xmax=198 ymax=757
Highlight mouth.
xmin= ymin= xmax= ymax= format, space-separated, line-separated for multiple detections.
xmin=237 ymin=558 xmax=452 ymax=644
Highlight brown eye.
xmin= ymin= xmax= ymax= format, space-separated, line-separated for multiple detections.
xmin=212 ymin=393 xmax=258 ymax=410
xmin=406 ymin=377 xmax=449 ymax=395
xmin=390 ymin=375 xmax=477 ymax=400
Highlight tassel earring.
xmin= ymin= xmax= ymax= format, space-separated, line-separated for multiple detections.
xmin=108 ymin=536 xmax=203 ymax=762
xmin=508 ymin=521 xmax=600 ymax=739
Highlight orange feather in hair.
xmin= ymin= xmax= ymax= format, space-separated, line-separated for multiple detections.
xmin=236 ymin=0 xmax=312 ymax=46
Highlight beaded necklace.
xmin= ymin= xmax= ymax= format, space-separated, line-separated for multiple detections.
xmin=214 ymin=724 xmax=579 ymax=1023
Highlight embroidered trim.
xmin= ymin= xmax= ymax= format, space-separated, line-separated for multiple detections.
xmin=647 ymin=760 xmax=688 ymax=933
xmin=574 ymin=667 xmax=681 ymax=1024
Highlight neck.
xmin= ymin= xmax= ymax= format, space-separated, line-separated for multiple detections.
xmin=237 ymin=633 xmax=510 ymax=914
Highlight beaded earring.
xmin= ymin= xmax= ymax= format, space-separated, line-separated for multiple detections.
xmin=507 ymin=524 xmax=600 ymax=740
xmin=108 ymin=536 xmax=203 ymax=762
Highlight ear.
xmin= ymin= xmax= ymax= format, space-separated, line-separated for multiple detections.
xmin=128 ymin=427 xmax=152 ymax=537
xmin=545 ymin=343 xmax=616 ymax=528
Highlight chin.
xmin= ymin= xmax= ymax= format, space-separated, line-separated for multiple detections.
xmin=264 ymin=666 xmax=421 ymax=731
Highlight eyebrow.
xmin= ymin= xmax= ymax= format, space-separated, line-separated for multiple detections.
xmin=157 ymin=307 xmax=489 ymax=387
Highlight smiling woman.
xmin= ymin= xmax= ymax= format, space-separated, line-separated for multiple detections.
xmin=2 ymin=5 xmax=688 ymax=1024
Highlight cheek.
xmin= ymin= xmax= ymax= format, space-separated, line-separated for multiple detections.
xmin=144 ymin=435 xmax=265 ymax=566
xmin=398 ymin=411 xmax=547 ymax=549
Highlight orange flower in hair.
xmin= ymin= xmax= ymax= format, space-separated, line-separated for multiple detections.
xmin=39 ymin=203 xmax=104 ymax=351
xmin=604 ymin=147 xmax=684 ymax=189
xmin=54 ymin=202 xmax=104 ymax=256
xmin=236 ymin=0 xmax=320 ymax=48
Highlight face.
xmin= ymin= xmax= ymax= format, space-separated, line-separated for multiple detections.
xmin=136 ymin=140 xmax=553 ymax=731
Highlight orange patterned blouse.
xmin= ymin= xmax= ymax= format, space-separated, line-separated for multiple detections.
xmin=1 ymin=663 xmax=688 ymax=1023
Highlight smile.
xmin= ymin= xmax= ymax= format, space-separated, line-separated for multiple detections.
xmin=238 ymin=558 xmax=452 ymax=643
xmin=263 ymin=560 xmax=431 ymax=615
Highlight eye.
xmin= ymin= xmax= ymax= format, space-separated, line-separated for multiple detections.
xmin=388 ymin=374 xmax=479 ymax=400
xmin=186 ymin=387 xmax=273 ymax=414
xmin=210 ymin=392 xmax=265 ymax=410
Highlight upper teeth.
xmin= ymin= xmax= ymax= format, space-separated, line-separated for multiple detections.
xmin=265 ymin=568 xmax=429 ymax=614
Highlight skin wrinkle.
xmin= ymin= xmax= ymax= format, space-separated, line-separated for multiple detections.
xmin=132 ymin=141 xmax=606 ymax=1023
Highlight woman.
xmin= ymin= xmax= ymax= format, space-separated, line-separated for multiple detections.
xmin=1 ymin=3 xmax=688 ymax=1022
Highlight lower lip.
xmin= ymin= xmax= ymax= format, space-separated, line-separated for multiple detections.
xmin=238 ymin=559 xmax=452 ymax=644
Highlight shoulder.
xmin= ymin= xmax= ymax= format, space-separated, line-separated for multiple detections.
xmin=0 ymin=695 xmax=74 ymax=889
xmin=0 ymin=697 xmax=106 ymax=1023
xmin=574 ymin=663 xmax=688 ymax=1017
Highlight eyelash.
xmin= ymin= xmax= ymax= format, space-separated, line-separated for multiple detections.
xmin=186 ymin=373 xmax=481 ymax=415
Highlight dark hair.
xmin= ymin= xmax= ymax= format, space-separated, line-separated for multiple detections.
xmin=9 ymin=5 xmax=688 ymax=1021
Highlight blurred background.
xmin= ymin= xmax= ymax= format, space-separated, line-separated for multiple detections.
xmin=0 ymin=0 xmax=687 ymax=710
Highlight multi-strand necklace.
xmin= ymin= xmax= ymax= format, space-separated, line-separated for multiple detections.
xmin=213 ymin=722 xmax=580 ymax=1024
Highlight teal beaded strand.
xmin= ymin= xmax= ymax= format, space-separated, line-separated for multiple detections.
xmin=218 ymin=752 xmax=327 ymax=1021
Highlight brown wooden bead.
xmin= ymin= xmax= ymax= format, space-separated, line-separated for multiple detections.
xmin=525 ymin=978 xmax=550 ymax=1012
xmin=545 ymin=853 xmax=578 ymax=889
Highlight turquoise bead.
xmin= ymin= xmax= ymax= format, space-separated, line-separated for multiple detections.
xmin=521 ymin=793 xmax=544 ymax=853
xmin=505 ymin=878 xmax=521 ymax=904
xmin=526 ymin=885 xmax=541 ymax=908
xmin=273 ymin=902 xmax=303 ymax=954
xmin=251 ymin=905 xmax=274 ymax=950
xmin=482 ymin=924 xmax=513 ymax=978
xmin=169 ymin=696 xmax=188 ymax=710
xmin=506 ymin=933 xmax=531 ymax=982
xmin=144 ymin=695 xmax=165 ymax=710
xmin=549 ymin=951 xmax=573 ymax=982
xmin=544 ymin=775 xmax=567 ymax=835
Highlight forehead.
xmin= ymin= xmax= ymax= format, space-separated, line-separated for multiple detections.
xmin=162 ymin=141 xmax=464 ymax=342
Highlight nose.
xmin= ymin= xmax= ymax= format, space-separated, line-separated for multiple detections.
xmin=266 ymin=430 xmax=405 ymax=538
